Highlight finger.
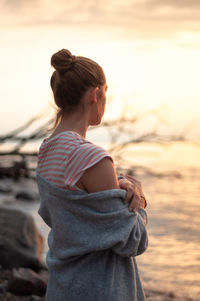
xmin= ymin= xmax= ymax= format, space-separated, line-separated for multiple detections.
xmin=124 ymin=174 xmax=136 ymax=182
xmin=124 ymin=177 xmax=140 ymax=189
xmin=119 ymin=179 xmax=133 ymax=190
xmin=125 ymin=177 xmax=143 ymax=193
xmin=140 ymin=196 xmax=147 ymax=208
xmin=128 ymin=197 xmax=137 ymax=212
xmin=125 ymin=175 xmax=141 ymax=185
xmin=119 ymin=176 xmax=140 ymax=193
xmin=129 ymin=194 xmax=140 ymax=212
xmin=120 ymin=179 xmax=137 ymax=190
xmin=128 ymin=177 xmax=141 ymax=189
xmin=124 ymin=189 xmax=133 ymax=203
xmin=124 ymin=175 xmax=134 ymax=184
xmin=124 ymin=174 xmax=134 ymax=180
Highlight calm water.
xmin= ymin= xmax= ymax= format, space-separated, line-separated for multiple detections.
xmin=138 ymin=172 xmax=200 ymax=299
xmin=5 ymin=142 xmax=200 ymax=300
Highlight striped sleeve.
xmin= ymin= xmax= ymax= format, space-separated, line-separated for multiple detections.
xmin=64 ymin=142 xmax=113 ymax=187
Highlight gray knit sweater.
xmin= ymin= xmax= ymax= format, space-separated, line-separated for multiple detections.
xmin=36 ymin=172 xmax=148 ymax=301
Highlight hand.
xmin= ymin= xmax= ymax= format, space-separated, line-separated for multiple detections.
xmin=119 ymin=174 xmax=147 ymax=212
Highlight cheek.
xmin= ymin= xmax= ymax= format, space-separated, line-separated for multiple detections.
xmin=102 ymin=92 xmax=106 ymax=105
xmin=101 ymin=96 xmax=106 ymax=109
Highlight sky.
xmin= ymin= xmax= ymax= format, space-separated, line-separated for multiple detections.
xmin=1 ymin=0 xmax=200 ymax=37
xmin=0 ymin=0 xmax=200 ymax=139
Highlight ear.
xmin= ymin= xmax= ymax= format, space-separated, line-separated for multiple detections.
xmin=90 ymin=87 xmax=99 ymax=104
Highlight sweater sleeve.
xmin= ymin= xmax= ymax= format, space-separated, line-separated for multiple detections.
xmin=111 ymin=208 xmax=148 ymax=257
xmin=42 ymin=190 xmax=148 ymax=259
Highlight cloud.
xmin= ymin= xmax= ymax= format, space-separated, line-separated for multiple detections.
xmin=2 ymin=0 xmax=40 ymax=12
xmin=0 ymin=0 xmax=200 ymax=38
xmin=146 ymin=0 xmax=200 ymax=9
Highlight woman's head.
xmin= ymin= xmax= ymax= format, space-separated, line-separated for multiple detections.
xmin=50 ymin=49 xmax=106 ymax=124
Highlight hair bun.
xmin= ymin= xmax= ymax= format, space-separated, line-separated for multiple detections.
xmin=51 ymin=49 xmax=75 ymax=73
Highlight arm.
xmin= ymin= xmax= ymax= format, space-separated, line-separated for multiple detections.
xmin=78 ymin=157 xmax=120 ymax=192
xmin=77 ymin=156 xmax=147 ymax=212
xmin=76 ymin=159 xmax=148 ymax=257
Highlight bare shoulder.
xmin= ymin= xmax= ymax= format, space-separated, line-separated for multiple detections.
xmin=77 ymin=157 xmax=120 ymax=193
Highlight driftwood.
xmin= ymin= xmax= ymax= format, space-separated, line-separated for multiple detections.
xmin=0 ymin=160 xmax=29 ymax=180
xmin=0 ymin=109 xmax=187 ymax=179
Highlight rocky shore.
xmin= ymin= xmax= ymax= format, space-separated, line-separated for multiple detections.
xmin=0 ymin=266 xmax=195 ymax=301
xmin=0 ymin=179 xmax=197 ymax=301
xmin=0 ymin=205 xmax=48 ymax=300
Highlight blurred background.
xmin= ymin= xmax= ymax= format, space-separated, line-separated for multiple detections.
xmin=0 ymin=0 xmax=200 ymax=300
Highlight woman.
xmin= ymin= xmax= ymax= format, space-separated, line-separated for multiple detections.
xmin=37 ymin=49 xmax=148 ymax=301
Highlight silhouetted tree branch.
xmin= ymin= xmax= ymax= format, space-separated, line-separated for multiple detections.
xmin=0 ymin=108 xmax=189 ymax=179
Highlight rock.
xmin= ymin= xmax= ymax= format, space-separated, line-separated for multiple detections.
xmin=0 ymin=291 xmax=45 ymax=300
xmin=0 ymin=207 xmax=44 ymax=271
xmin=1 ymin=197 xmax=16 ymax=206
xmin=37 ymin=268 xmax=49 ymax=284
xmin=7 ymin=268 xmax=47 ymax=297
xmin=0 ymin=161 xmax=29 ymax=180
xmin=168 ymin=291 xmax=176 ymax=298
xmin=0 ymin=280 xmax=7 ymax=295
xmin=15 ymin=191 xmax=39 ymax=201
xmin=0 ymin=267 xmax=46 ymax=300
xmin=0 ymin=184 xmax=12 ymax=194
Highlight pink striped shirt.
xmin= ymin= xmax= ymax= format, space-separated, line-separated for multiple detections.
xmin=37 ymin=131 xmax=113 ymax=191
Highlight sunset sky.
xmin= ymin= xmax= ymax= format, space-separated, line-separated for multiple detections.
xmin=0 ymin=0 xmax=200 ymax=139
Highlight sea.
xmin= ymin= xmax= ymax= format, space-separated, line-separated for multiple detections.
xmin=1 ymin=140 xmax=200 ymax=300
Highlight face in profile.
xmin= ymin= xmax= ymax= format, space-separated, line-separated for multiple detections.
xmin=90 ymin=83 xmax=107 ymax=126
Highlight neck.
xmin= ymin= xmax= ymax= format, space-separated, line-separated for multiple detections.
xmin=53 ymin=112 xmax=89 ymax=138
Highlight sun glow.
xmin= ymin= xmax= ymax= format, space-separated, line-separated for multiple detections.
xmin=0 ymin=27 xmax=200 ymax=138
